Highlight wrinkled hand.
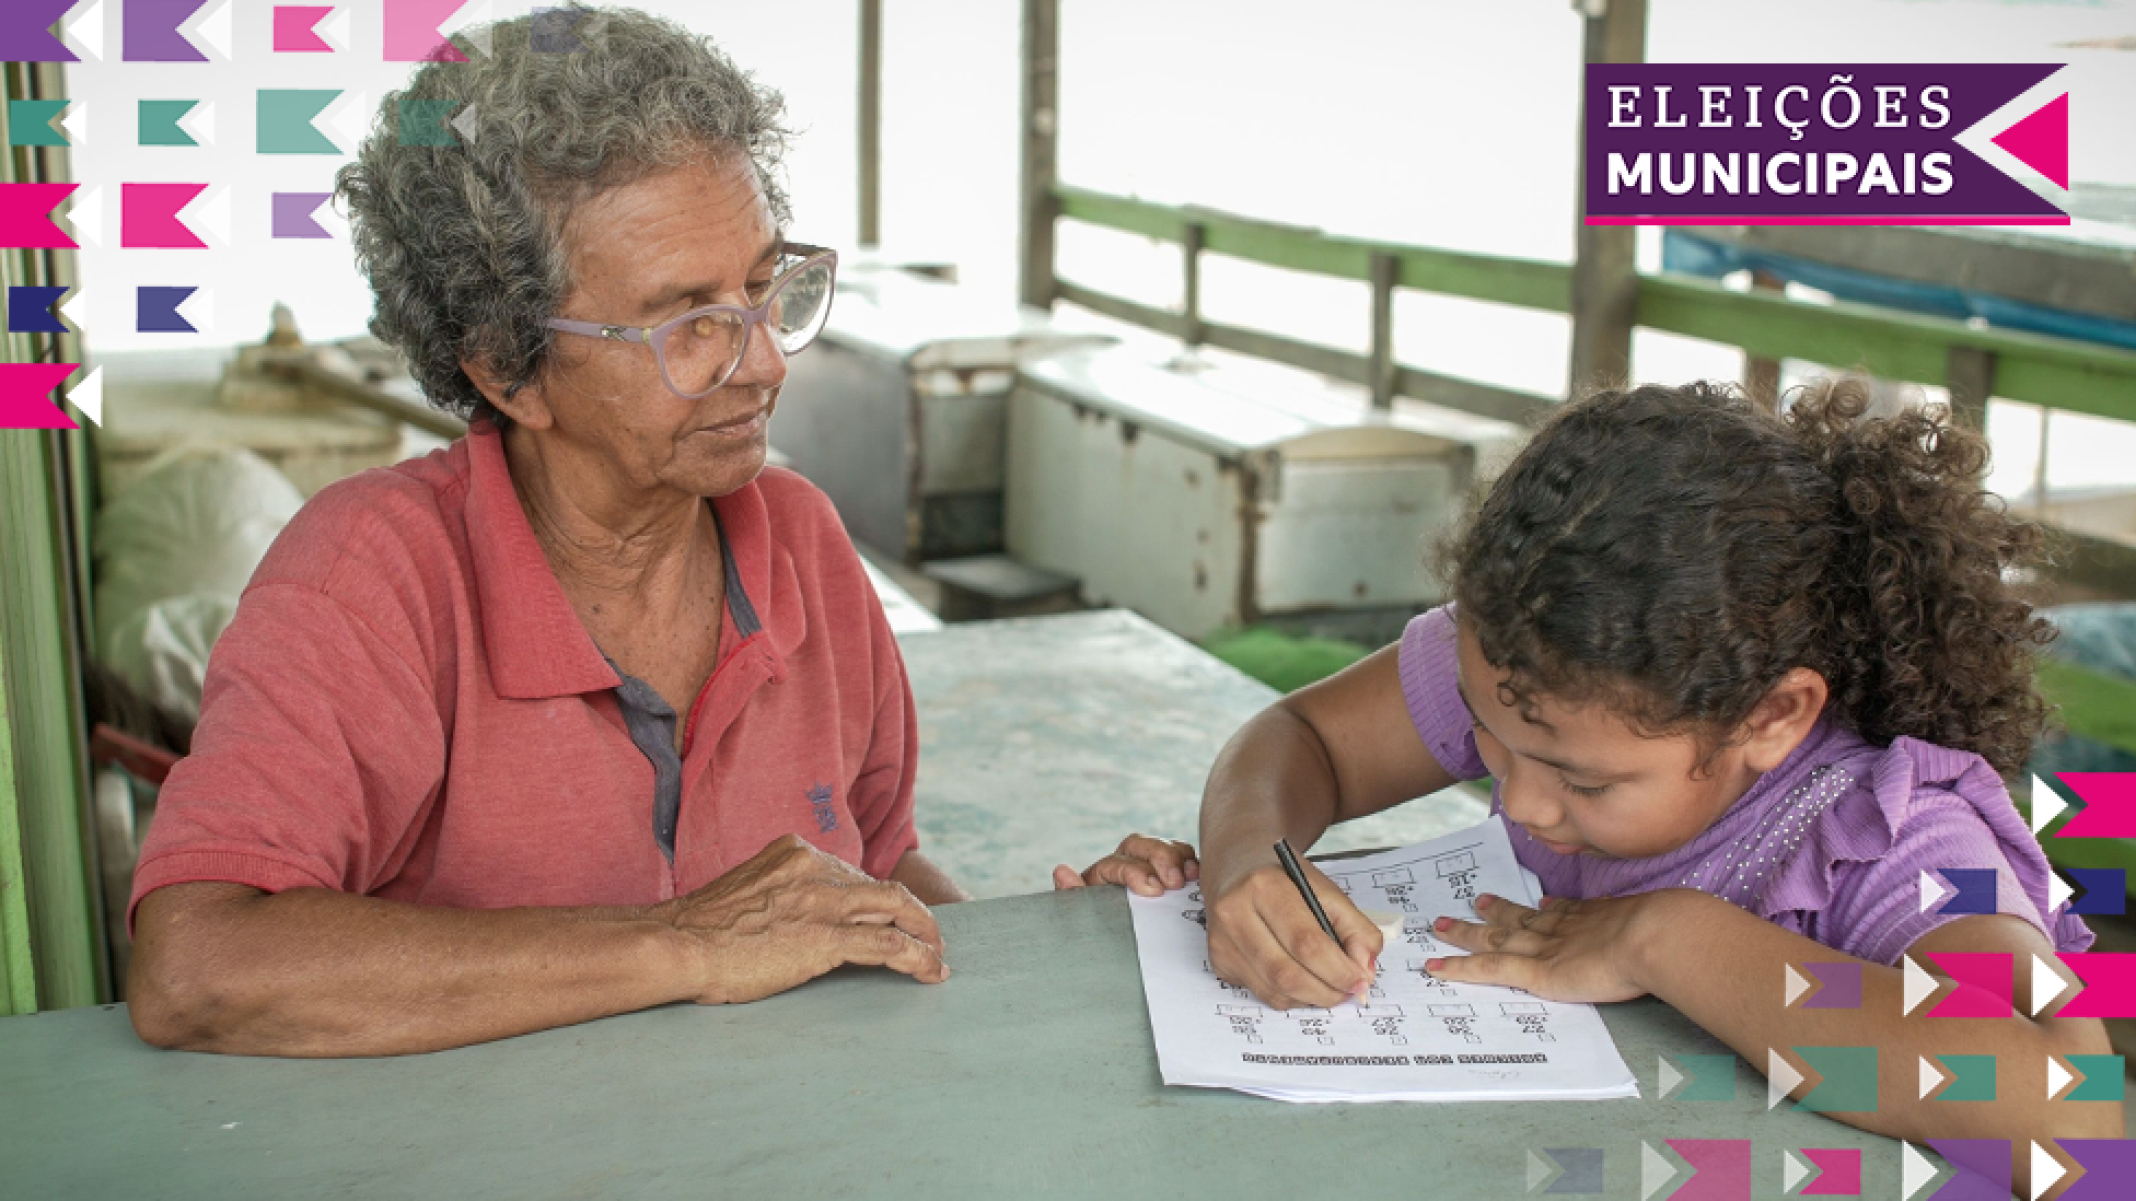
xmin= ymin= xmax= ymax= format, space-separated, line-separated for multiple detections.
xmin=661 ymin=834 xmax=949 ymax=1004
xmin=1204 ymin=857 xmax=1380 ymax=1010
xmin=1052 ymin=834 xmax=1199 ymax=897
xmin=1424 ymin=891 xmax=1655 ymax=1004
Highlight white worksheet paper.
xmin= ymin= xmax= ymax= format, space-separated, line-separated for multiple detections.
xmin=1128 ymin=817 xmax=1639 ymax=1103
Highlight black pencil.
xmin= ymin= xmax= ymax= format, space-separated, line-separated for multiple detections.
xmin=1273 ymin=839 xmax=1367 ymax=1006
xmin=1273 ymin=839 xmax=1340 ymax=942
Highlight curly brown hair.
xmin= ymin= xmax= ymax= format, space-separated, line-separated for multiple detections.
xmin=1446 ymin=377 xmax=2054 ymax=774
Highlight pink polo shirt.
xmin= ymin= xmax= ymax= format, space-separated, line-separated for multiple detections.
xmin=129 ymin=423 xmax=919 ymax=923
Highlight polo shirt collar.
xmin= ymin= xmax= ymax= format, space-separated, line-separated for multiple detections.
xmin=462 ymin=423 xmax=794 ymax=699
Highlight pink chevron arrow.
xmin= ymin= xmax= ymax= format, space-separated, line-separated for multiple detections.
xmin=384 ymin=0 xmax=469 ymax=62
xmin=1992 ymin=93 xmax=2068 ymax=190
xmin=2055 ymin=773 xmax=2136 ymax=838
xmin=1927 ymin=952 xmax=2014 ymax=1018
xmin=0 ymin=363 xmax=80 ymax=430
xmin=2056 ymin=953 xmax=2136 ymax=1020
xmin=121 ymin=183 xmax=208 ymax=249
xmin=1664 ymin=1139 xmax=1750 ymax=1201
xmin=0 ymin=183 xmax=78 ymax=249
xmin=273 ymin=5 xmax=335 ymax=53
xmin=1800 ymin=1147 xmax=1862 ymax=1196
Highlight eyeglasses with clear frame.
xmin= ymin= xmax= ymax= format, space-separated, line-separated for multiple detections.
xmin=543 ymin=242 xmax=838 ymax=399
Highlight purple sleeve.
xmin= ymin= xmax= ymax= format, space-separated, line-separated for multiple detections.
xmin=1396 ymin=605 xmax=1489 ymax=782
xmin=1809 ymin=790 xmax=2082 ymax=966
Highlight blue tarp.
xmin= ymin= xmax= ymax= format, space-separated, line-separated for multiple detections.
xmin=1663 ymin=230 xmax=2136 ymax=353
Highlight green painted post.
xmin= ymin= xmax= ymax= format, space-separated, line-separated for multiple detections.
xmin=0 ymin=634 xmax=38 ymax=1014
xmin=0 ymin=430 xmax=102 ymax=1013
xmin=0 ymin=60 xmax=105 ymax=1013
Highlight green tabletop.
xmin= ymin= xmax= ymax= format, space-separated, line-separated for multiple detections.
xmin=0 ymin=887 xmax=1899 ymax=1200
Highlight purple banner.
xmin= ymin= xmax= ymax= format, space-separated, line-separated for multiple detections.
xmin=1584 ymin=64 xmax=2066 ymax=225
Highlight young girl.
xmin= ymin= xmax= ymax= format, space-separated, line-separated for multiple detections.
xmin=1057 ymin=379 xmax=2116 ymax=1190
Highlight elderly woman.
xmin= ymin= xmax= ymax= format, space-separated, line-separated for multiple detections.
xmin=127 ymin=7 xmax=1178 ymax=1057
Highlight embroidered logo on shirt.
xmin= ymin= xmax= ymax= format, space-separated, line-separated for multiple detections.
xmin=806 ymin=783 xmax=839 ymax=833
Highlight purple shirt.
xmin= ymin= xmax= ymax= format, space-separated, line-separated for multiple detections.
xmin=1397 ymin=606 xmax=2092 ymax=965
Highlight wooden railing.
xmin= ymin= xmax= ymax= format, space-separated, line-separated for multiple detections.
xmin=1045 ymin=185 xmax=2136 ymax=434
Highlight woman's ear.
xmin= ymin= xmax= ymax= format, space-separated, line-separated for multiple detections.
xmin=460 ymin=357 xmax=553 ymax=430
xmin=1738 ymin=667 xmax=1829 ymax=773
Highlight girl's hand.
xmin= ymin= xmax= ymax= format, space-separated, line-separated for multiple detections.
xmin=1203 ymin=858 xmax=1380 ymax=1010
xmin=1424 ymin=891 xmax=1666 ymax=1004
xmin=1052 ymin=834 xmax=1199 ymax=897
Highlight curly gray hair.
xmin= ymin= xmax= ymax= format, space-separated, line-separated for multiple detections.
xmin=335 ymin=5 xmax=793 ymax=425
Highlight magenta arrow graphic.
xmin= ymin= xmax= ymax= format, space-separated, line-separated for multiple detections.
xmin=1992 ymin=93 xmax=2068 ymax=190
xmin=0 ymin=363 xmax=80 ymax=430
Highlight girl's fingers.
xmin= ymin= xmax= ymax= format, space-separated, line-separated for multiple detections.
xmin=1052 ymin=864 xmax=1086 ymax=891
xmin=1116 ymin=834 xmax=1197 ymax=889
xmin=1432 ymin=916 xmax=1546 ymax=958
xmin=1089 ymin=854 xmax=1167 ymax=896
xmin=1476 ymin=893 xmax=1541 ymax=928
xmin=1423 ymin=951 xmax=1534 ymax=992
xmin=1260 ymin=907 xmax=1372 ymax=1006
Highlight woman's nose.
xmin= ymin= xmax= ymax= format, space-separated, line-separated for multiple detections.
xmin=728 ymin=322 xmax=789 ymax=390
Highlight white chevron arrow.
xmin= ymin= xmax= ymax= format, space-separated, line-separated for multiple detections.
xmin=440 ymin=0 xmax=495 ymax=58
xmin=191 ymin=187 xmax=231 ymax=250
xmin=1640 ymin=1141 xmax=1677 ymax=1201
xmin=1918 ymin=1055 xmax=1947 ymax=1100
xmin=1918 ymin=869 xmax=1953 ymax=914
xmin=1526 ymin=1149 xmax=1553 ymax=1192
xmin=1902 ymin=1143 xmax=1939 ymax=1201
xmin=2030 ymin=1141 xmax=2066 ymax=1201
xmin=57 ymin=100 xmax=87 ymax=147
xmin=65 ymin=185 xmax=101 ymax=250
xmin=318 ymin=6 xmax=352 ymax=52
xmin=62 ymin=0 xmax=105 ymax=62
xmin=177 ymin=288 xmax=215 ymax=338
xmin=177 ymin=100 xmax=215 ymax=148
xmin=328 ymin=91 xmax=369 ymax=155
xmin=55 ymin=286 xmax=85 ymax=331
xmin=2032 ymin=953 xmax=2070 ymax=1017
xmin=184 ymin=0 xmax=233 ymax=61
xmin=1781 ymin=1148 xmax=1811 ymax=1194
xmin=1903 ymin=955 xmax=1940 ymax=1015
xmin=2047 ymin=870 xmax=2075 ymax=913
xmin=66 ymin=367 xmax=103 ymax=427
xmin=1784 ymin=963 xmax=1812 ymax=1007
xmin=1659 ymin=1055 xmax=1683 ymax=1098
xmin=2048 ymin=1055 xmax=2075 ymax=1100
xmin=2031 ymin=774 xmax=2068 ymax=835
xmin=1768 ymin=1047 xmax=1804 ymax=1110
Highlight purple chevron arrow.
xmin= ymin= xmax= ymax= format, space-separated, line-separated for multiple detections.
xmin=0 ymin=0 xmax=79 ymax=61
xmin=271 ymin=192 xmax=332 ymax=239
xmin=1925 ymin=1140 xmax=2011 ymax=1201
xmin=124 ymin=0 xmax=210 ymax=63
xmin=2060 ymin=1140 xmax=2136 ymax=1200
xmin=1801 ymin=962 xmax=1863 ymax=1009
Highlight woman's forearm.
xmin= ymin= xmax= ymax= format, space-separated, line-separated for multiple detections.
xmin=1629 ymin=891 xmax=2121 ymax=1156
xmin=130 ymin=882 xmax=694 ymax=1057
xmin=889 ymin=849 xmax=970 ymax=905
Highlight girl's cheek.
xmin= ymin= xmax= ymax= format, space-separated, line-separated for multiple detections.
xmin=1472 ymin=727 xmax=1506 ymax=775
